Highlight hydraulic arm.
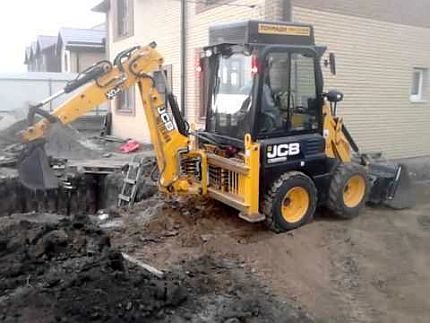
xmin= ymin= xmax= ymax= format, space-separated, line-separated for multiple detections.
xmin=19 ymin=43 xmax=202 ymax=194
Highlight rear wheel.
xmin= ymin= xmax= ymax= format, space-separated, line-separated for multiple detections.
xmin=264 ymin=172 xmax=317 ymax=233
xmin=328 ymin=163 xmax=369 ymax=219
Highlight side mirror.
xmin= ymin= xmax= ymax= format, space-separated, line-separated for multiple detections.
xmin=326 ymin=90 xmax=344 ymax=103
xmin=323 ymin=52 xmax=337 ymax=75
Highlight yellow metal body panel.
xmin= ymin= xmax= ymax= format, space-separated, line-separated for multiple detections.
xmin=323 ymin=102 xmax=351 ymax=162
xmin=258 ymin=23 xmax=311 ymax=37
xmin=244 ymin=134 xmax=260 ymax=215
xmin=205 ymin=134 xmax=262 ymax=220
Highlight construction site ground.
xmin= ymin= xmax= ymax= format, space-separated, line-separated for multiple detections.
xmin=1 ymin=119 xmax=430 ymax=322
xmin=111 ymin=196 xmax=430 ymax=323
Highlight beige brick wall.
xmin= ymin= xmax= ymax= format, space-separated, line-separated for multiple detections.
xmin=108 ymin=0 xmax=181 ymax=142
xmin=293 ymin=6 xmax=430 ymax=158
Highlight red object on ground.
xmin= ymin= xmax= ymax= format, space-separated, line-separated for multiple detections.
xmin=119 ymin=139 xmax=140 ymax=153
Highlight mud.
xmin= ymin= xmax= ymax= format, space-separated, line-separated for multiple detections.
xmin=0 ymin=213 xmax=312 ymax=323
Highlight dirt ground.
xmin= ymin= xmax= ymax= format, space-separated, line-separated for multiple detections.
xmin=111 ymin=196 xmax=430 ymax=323
xmin=0 ymin=211 xmax=312 ymax=323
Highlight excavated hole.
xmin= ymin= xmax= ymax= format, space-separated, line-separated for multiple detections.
xmin=0 ymin=168 xmax=157 ymax=217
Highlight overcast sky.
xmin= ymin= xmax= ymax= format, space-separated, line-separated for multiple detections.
xmin=0 ymin=0 xmax=104 ymax=73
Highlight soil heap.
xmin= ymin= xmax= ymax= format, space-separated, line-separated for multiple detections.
xmin=0 ymin=212 xmax=312 ymax=323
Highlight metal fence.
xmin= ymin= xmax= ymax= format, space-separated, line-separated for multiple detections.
xmin=0 ymin=72 xmax=108 ymax=116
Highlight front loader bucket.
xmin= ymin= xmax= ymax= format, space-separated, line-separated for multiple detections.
xmin=368 ymin=162 xmax=413 ymax=209
xmin=18 ymin=139 xmax=59 ymax=190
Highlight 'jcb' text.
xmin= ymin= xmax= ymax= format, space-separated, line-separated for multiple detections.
xmin=267 ymin=143 xmax=300 ymax=163
xmin=157 ymin=106 xmax=174 ymax=132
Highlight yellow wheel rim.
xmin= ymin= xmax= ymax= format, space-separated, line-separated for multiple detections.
xmin=281 ymin=187 xmax=310 ymax=223
xmin=343 ymin=175 xmax=366 ymax=208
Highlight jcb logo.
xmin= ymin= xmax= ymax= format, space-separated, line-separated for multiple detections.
xmin=157 ymin=106 xmax=174 ymax=132
xmin=105 ymin=86 xmax=122 ymax=100
xmin=267 ymin=143 xmax=300 ymax=163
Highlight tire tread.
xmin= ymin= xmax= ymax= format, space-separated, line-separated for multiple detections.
xmin=264 ymin=171 xmax=316 ymax=232
xmin=327 ymin=163 xmax=369 ymax=219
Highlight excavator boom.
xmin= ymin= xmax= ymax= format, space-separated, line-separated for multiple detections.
xmin=18 ymin=43 xmax=198 ymax=193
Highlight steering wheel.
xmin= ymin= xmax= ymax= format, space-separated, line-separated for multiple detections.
xmin=293 ymin=106 xmax=307 ymax=114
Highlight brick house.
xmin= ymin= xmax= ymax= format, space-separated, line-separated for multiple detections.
xmin=25 ymin=36 xmax=59 ymax=72
xmin=25 ymin=27 xmax=106 ymax=73
xmin=93 ymin=0 xmax=430 ymax=158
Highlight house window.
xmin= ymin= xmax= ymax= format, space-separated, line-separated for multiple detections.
xmin=116 ymin=86 xmax=135 ymax=114
xmin=410 ymin=68 xmax=427 ymax=102
xmin=115 ymin=0 xmax=134 ymax=39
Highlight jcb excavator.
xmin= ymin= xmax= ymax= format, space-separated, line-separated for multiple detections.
xmin=18 ymin=20 xmax=408 ymax=232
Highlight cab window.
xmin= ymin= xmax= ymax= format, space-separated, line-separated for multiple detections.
xmin=258 ymin=52 xmax=319 ymax=135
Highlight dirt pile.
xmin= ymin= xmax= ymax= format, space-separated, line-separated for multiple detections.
xmin=0 ymin=212 xmax=312 ymax=323
xmin=0 ymin=213 xmax=189 ymax=322
xmin=44 ymin=123 xmax=101 ymax=160
xmin=0 ymin=118 xmax=101 ymax=160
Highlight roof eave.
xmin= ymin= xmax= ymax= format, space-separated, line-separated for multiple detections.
xmin=65 ymin=43 xmax=106 ymax=51
xmin=92 ymin=0 xmax=110 ymax=12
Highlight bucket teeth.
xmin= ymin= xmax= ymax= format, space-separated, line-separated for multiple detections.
xmin=17 ymin=139 xmax=59 ymax=190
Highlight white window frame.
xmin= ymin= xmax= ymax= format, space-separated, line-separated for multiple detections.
xmin=114 ymin=0 xmax=134 ymax=41
xmin=116 ymin=85 xmax=136 ymax=115
xmin=410 ymin=68 xmax=427 ymax=102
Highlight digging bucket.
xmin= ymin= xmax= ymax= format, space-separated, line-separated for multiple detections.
xmin=18 ymin=139 xmax=59 ymax=190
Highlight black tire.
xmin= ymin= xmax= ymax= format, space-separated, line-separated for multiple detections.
xmin=327 ymin=163 xmax=369 ymax=219
xmin=264 ymin=171 xmax=318 ymax=233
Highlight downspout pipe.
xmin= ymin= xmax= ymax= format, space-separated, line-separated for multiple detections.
xmin=180 ymin=0 xmax=187 ymax=116
xmin=283 ymin=0 xmax=292 ymax=21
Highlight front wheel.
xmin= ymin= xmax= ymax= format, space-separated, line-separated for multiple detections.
xmin=264 ymin=171 xmax=318 ymax=233
xmin=327 ymin=163 xmax=369 ymax=219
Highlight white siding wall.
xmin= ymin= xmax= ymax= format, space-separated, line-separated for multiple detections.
xmin=109 ymin=0 xmax=267 ymax=142
xmin=107 ymin=1 xmax=430 ymax=158
xmin=185 ymin=0 xmax=265 ymax=126
xmin=293 ymin=6 xmax=430 ymax=158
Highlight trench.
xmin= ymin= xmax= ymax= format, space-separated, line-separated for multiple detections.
xmin=0 ymin=170 xmax=157 ymax=217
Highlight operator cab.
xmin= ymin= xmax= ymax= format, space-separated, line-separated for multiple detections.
xmin=200 ymin=20 xmax=326 ymax=146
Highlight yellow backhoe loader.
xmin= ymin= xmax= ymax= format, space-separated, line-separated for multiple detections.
xmin=18 ymin=21 xmax=409 ymax=232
